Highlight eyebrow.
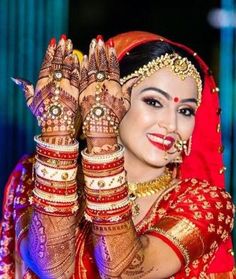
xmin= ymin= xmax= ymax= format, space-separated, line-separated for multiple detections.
xmin=140 ymin=87 xmax=198 ymax=104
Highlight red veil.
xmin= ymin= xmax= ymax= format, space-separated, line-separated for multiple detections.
xmin=111 ymin=31 xmax=234 ymax=274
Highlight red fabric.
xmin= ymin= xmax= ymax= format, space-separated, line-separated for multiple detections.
xmin=0 ymin=156 xmax=234 ymax=278
xmin=111 ymin=30 xmax=234 ymax=274
xmin=137 ymin=178 xmax=234 ymax=278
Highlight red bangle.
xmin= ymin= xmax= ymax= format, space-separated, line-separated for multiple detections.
xmin=32 ymin=195 xmax=76 ymax=207
xmin=86 ymin=189 xmax=128 ymax=203
xmin=92 ymin=211 xmax=132 ymax=225
xmin=86 ymin=203 xmax=131 ymax=217
xmin=35 ymin=181 xmax=77 ymax=195
xmin=33 ymin=206 xmax=76 ymax=217
xmin=36 ymin=145 xmax=78 ymax=160
xmin=31 ymin=196 xmax=78 ymax=216
xmin=82 ymin=157 xmax=124 ymax=171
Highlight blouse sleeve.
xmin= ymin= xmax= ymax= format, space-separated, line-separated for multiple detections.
xmin=146 ymin=179 xmax=235 ymax=266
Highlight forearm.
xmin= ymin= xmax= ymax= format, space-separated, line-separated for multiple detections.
xmin=82 ymin=145 xmax=151 ymax=278
xmin=19 ymin=135 xmax=80 ymax=279
xmin=21 ymin=213 xmax=77 ymax=279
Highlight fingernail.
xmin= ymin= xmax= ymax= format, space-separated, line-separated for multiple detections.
xmin=49 ymin=38 xmax=56 ymax=46
xmin=96 ymin=35 xmax=104 ymax=42
xmin=90 ymin=39 xmax=97 ymax=49
xmin=11 ymin=77 xmax=20 ymax=85
xmin=108 ymin=39 xmax=114 ymax=48
xmin=60 ymin=34 xmax=67 ymax=41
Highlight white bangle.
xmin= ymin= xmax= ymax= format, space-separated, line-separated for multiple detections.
xmin=86 ymin=197 xmax=129 ymax=211
xmin=35 ymin=161 xmax=77 ymax=182
xmin=34 ymin=135 xmax=79 ymax=152
xmin=81 ymin=144 xmax=124 ymax=163
xmin=84 ymin=171 xmax=126 ymax=190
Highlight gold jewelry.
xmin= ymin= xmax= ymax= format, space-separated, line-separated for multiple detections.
xmin=120 ymin=53 xmax=202 ymax=106
xmin=53 ymin=70 xmax=63 ymax=81
xmin=81 ymin=144 xmax=124 ymax=163
xmin=172 ymin=154 xmax=183 ymax=164
xmin=175 ymin=136 xmax=192 ymax=156
xmin=128 ymin=169 xmax=172 ymax=216
xmin=185 ymin=136 xmax=192 ymax=156
xmin=96 ymin=71 xmax=106 ymax=82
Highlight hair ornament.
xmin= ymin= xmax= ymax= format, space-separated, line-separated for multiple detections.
xmin=120 ymin=53 xmax=202 ymax=106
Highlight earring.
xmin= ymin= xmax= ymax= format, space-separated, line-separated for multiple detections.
xmin=163 ymin=151 xmax=169 ymax=161
xmin=183 ymin=136 xmax=192 ymax=156
xmin=172 ymin=154 xmax=183 ymax=163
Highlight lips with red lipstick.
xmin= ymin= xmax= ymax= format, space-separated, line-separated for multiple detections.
xmin=146 ymin=133 xmax=175 ymax=151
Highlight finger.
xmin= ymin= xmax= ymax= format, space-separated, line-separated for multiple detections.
xmin=51 ymin=35 xmax=66 ymax=70
xmin=96 ymin=37 xmax=109 ymax=73
xmin=107 ymin=39 xmax=120 ymax=81
xmin=11 ymin=77 xmax=34 ymax=107
xmin=62 ymin=54 xmax=74 ymax=80
xmin=79 ymin=55 xmax=89 ymax=94
xmin=38 ymin=38 xmax=56 ymax=80
xmin=71 ymin=54 xmax=80 ymax=91
xmin=88 ymin=39 xmax=98 ymax=84
xmin=65 ymin=39 xmax=73 ymax=57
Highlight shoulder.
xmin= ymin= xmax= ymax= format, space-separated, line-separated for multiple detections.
xmin=176 ymin=178 xmax=233 ymax=206
xmin=147 ymin=178 xmax=234 ymax=266
xmin=169 ymin=178 xmax=234 ymax=240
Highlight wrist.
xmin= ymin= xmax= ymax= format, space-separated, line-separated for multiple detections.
xmin=86 ymin=136 xmax=118 ymax=155
xmin=41 ymin=131 xmax=75 ymax=145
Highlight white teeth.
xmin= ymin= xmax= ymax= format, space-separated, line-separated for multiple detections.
xmin=147 ymin=134 xmax=171 ymax=146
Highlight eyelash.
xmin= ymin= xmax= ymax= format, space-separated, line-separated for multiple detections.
xmin=178 ymin=108 xmax=195 ymax=117
xmin=143 ymin=98 xmax=162 ymax=108
xmin=143 ymin=97 xmax=195 ymax=117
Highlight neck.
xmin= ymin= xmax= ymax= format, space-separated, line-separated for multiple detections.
xmin=124 ymin=148 xmax=166 ymax=184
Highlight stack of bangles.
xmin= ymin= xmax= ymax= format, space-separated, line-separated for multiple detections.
xmin=81 ymin=144 xmax=132 ymax=224
xmin=31 ymin=135 xmax=79 ymax=216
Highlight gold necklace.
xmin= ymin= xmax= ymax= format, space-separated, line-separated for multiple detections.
xmin=128 ymin=169 xmax=172 ymax=216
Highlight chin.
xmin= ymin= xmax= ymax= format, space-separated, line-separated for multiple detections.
xmin=142 ymin=152 xmax=171 ymax=168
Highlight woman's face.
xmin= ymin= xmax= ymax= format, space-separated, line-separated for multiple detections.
xmin=119 ymin=67 xmax=198 ymax=168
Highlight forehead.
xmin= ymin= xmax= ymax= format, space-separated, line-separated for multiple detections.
xmin=132 ymin=68 xmax=198 ymax=99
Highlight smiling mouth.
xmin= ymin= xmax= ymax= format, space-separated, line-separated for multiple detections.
xmin=146 ymin=133 xmax=175 ymax=151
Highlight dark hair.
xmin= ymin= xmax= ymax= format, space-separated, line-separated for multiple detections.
xmin=119 ymin=41 xmax=204 ymax=84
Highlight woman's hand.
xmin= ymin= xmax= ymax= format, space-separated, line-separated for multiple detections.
xmin=79 ymin=37 xmax=127 ymax=154
xmin=12 ymin=35 xmax=80 ymax=145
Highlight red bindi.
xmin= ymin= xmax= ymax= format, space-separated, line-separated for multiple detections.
xmin=174 ymin=97 xmax=179 ymax=103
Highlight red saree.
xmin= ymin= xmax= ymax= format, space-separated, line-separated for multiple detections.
xmin=0 ymin=155 xmax=235 ymax=278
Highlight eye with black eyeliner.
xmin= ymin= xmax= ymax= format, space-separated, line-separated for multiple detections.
xmin=178 ymin=107 xmax=196 ymax=117
xmin=142 ymin=97 xmax=162 ymax=108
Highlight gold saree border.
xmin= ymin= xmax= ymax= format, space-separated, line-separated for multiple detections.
xmin=148 ymin=215 xmax=204 ymax=266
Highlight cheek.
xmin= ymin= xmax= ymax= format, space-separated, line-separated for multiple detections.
xmin=119 ymin=103 xmax=154 ymax=143
xmin=178 ymin=117 xmax=195 ymax=139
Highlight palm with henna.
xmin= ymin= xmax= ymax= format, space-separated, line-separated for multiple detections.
xmin=12 ymin=36 xmax=82 ymax=279
xmin=79 ymin=37 xmax=129 ymax=154
xmin=12 ymin=35 xmax=80 ymax=145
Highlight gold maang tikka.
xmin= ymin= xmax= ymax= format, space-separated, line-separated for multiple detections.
xmin=120 ymin=53 xmax=202 ymax=107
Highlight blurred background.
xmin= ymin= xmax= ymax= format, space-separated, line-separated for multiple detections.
xmin=0 ymin=0 xmax=235 ymax=248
